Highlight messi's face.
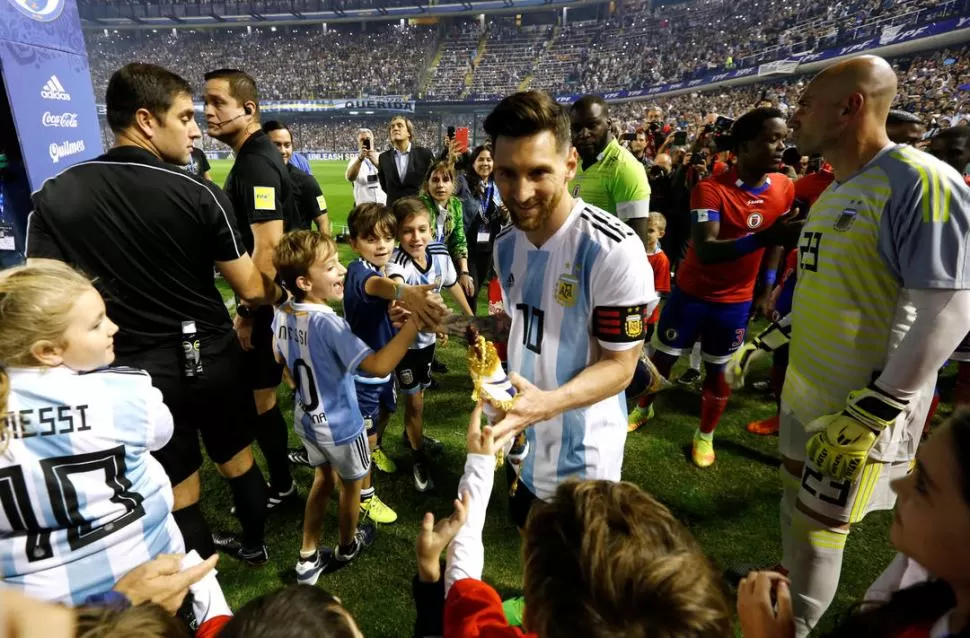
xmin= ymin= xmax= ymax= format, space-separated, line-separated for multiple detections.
xmin=492 ymin=130 xmax=578 ymax=233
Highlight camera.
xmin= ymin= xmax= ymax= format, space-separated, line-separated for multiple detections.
xmin=447 ymin=126 xmax=456 ymax=139
xmin=648 ymin=164 xmax=667 ymax=180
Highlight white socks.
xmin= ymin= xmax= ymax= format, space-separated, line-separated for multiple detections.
xmin=786 ymin=510 xmax=848 ymax=637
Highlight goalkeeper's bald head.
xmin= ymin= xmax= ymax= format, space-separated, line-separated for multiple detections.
xmin=521 ymin=479 xmax=731 ymax=638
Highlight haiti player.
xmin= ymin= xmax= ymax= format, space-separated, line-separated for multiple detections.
xmin=632 ymin=108 xmax=797 ymax=468
xmin=781 ymin=56 xmax=970 ymax=635
xmin=736 ymin=159 xmax=836 ymax=436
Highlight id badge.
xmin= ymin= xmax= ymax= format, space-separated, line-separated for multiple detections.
xmin=477 ymin=229 xmax=491 ymax=245
xmin=0 ymin=221 xmax=15 ymax=252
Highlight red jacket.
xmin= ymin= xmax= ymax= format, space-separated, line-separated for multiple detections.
xmin=445 ymin=579 xmax=535 ymax=638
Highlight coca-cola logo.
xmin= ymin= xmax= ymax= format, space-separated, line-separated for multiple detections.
xmin=42 ymin=112 xmax=78 ymax=128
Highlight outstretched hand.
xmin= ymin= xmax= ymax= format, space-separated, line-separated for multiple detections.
xmin=415 ymin=491 xmax=470 ymax=583
xmin=488 ymin=374 xmax=552 ymax=443
xmin=737 ymin=571 xmax=795 ymax=638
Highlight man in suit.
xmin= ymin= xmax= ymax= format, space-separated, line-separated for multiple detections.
xmin=378 ymin=115 xmax=434 ymax=205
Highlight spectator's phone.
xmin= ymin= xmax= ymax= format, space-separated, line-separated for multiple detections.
xmin=363 ymin=138 xmax=371 ymax=150
xmin=455 ymin=127 xmax=470 ymax=153
xmin=620 ymin=132 xmax=637 ymax=141
xmin=673 ymin=131 xmax=688 ymax=146
xmin=714 ymin=116 xmax=735 ymax=133
xmin=447 ymin=126 xmax=456 ymax=139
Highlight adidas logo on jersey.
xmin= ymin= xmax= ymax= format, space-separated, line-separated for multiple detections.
xmin=41 ymin=75 xmax=71 ymax=101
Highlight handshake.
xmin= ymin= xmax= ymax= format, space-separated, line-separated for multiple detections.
xmin=388 ymin=282 xmax=450 ymax=334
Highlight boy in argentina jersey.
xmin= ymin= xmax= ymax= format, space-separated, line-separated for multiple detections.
xmin=388 ymin=197 xmax=474 ymax=492
xmin=272 ymin=230 xmax=425 ymax=585
xmin=779 ymin=56 xmax=970 ymax=636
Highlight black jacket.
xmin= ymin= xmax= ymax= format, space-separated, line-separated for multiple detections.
xmin=378 ymin=144 xmax=435 ymax=205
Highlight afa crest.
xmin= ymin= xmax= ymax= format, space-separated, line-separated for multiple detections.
xmin=555 ymin=273 xmax=579 ymax=307
xmin=624 ymin=311 xmax=644 ymax=339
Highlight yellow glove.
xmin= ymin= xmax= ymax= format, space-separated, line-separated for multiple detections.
xmin=805 ymin=385 xmax=907 ymax=481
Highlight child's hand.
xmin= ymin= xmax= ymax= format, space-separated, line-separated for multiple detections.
xmin=388 ymin=301 xmax=412 ymax=330
xmin=436 ymin=331 xmax=449 ymax=346
xmin=466 ymin=402 xmax=515 ymax=456
xmin=415 ymin=492 xmax=469 ymax=583
xmin=401 ymin=283 xmax=450 ymax=327
xmin=737 ymin=571 xmax=794 ymax=638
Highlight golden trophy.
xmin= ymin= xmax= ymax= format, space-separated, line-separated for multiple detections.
xmin=467 ymin=333 xmax=529 ymax=472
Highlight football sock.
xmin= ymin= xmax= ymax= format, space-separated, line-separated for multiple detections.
xmin=300 ymin=549 xmax=317 ymax=560
xmin=173 ymin=503 xmax=215 ymax=558
xmin=779 ymin=465 xmax=801 ymax=571
xmin=689 ymin=342 xmax=702 ymax=371
xmin=771 ymin=345 xmax=789 ymax=404
xmin=255 ymin=406 xmax=293 ymax=494
xmin=637 ymin=351 xmax=677 ymax=409
xmin=360 ymin=487 xmax=375 ymax=503
xmin=229 ymin=465 xmax=267 ymax=549
xmin=787 ymin=511 xmax=847 ymax=638
xmin=699 ymin=366 xmax=730 ymax=435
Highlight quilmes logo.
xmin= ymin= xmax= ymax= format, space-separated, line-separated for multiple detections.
xmin=42 ymin=111 xmax=78 ymax=128
xmin=9 ymin=0 xmax=64 ymax=22
xmin=49 ymin=139 xmax=86 ymax=164
xmin=41 ymin=75 xmax=71 ymax=101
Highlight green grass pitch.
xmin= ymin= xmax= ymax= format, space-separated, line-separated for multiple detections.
xmin=203 ymin=159 xmax=932 ymax=637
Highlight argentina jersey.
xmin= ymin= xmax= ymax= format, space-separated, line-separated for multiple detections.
xmin=390 ymin=242 xmax=457 ymax=349
xmin=273 ymin=301 xmax=372 ymax=446
xmin=1 ymin=366 xmax=182 ymax=605
xmin=492 ymin=198 xmax=657 ymax=500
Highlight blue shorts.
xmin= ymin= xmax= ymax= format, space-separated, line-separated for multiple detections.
xmin=354 ymin=377 xmax=397 ymax=421
xmin=654 ymin=287 xmax=751 ymax=364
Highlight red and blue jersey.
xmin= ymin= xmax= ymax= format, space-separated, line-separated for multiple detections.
xmin=678 ymin=168 xmax=794 ymax=303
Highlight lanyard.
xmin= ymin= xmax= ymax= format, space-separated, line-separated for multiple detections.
xmin=479 ymin=181 xmax=494 ymax=224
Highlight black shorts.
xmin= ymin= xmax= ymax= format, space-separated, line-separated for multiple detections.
xmin=395 ymin=344 xmax=436 ymax=395
xmin=119 ymin=337 xmax=258 ymax=486
xmin=506 ymin=463 xmax=539 ymax=530
xmin=245 ymin=305 xmax=284 ymax=391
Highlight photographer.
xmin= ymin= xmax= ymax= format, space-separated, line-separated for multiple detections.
xmin=346 ymin=127 xmax=386 ymax=205
xmin=647 ymin=152 xmax=673 ymax=217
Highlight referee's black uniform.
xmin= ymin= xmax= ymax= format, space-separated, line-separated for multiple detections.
xmin=26 ymin=145 xmax=263 ymax=546
xmin=288 ymin=163 xmax=328 ymax=231
xmin=222 ymin=129 xmax=297 ymax=391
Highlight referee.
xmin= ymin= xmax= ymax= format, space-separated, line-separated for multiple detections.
xmin=204 ymin=69 xmax=297 ymax=533
xmin=25 ymin=62 xmax=279 ymax=564
xmin=262 ymin=119 xmax=331 ymax=235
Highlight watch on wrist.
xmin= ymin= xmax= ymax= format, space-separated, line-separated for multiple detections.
xmin=460 ymin=271 xmax=471 ymax=277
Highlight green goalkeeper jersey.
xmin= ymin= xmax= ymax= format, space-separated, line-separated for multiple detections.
xmin=569 ymin=138 xmax=651 ymax=221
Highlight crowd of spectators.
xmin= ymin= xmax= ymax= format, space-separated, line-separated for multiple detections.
xmin=85 ymin=24 xmax=436 ymax=100
xmin=83 ymin=0 xmax=967 ymax=102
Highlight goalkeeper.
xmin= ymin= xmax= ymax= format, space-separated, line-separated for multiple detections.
xmin=780 ymin=55 xmax=970 ymax=637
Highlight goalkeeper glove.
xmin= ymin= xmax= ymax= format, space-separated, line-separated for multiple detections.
xmin=725 ymin=316 xmax=791 ymax=390
xmin=805 ymin=384 xmax=908 ymax=481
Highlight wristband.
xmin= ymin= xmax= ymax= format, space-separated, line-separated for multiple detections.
xmin=394 ymin=282 xmax=404 ymax=300
xmin=460 ymin=271 xmax=471 ymax=276
xmin=84 ymin=590 xmax=131 ymax=612
xmin=762 ymin=269 xmax=778 ymax=287
xmin=733 ymin=233 xmax=761 ymax=257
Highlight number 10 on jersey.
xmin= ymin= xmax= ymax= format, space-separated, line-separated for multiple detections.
xmin=515 ymin=304 xmax=544 ymax=354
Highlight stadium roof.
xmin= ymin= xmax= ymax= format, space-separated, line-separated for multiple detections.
xmin=79 ymin=0 xmax=604 ymax=29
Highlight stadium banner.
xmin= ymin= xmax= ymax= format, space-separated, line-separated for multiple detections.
xmin=97 ymin=97 xmax=417 ymax=115
xmin=0 ymin=0 xmax=101 ymax=255
xmin=758 ymin=59 xmax=800 ymax=77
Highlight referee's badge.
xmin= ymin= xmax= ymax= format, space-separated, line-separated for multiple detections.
xmin=254 ymin=186 xmax=276 ymax=211
xmin=834 ymin=206 xmax=859 ymax=232
xmin=555 ymin=273 xmax=578 ymax=307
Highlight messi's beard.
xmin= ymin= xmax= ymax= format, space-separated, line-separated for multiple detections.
xmin=509 ymin=186 xmax=562 ymax=232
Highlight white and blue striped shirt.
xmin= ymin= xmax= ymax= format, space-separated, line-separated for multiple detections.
xmin=0 ymin=366 xmax=182 ymax=605
xmin=273 ymin=301 xmax=373 ymax=446
xmin=494 ymin=199 xmax=656 ymax=500
xmin=390 ymin=242 xmax=457 ymax=349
